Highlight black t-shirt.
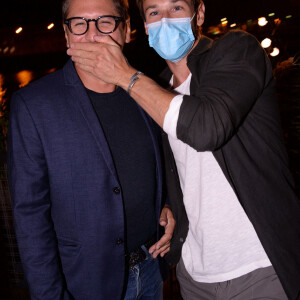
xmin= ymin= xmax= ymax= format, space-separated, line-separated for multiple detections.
xmin=87 ymin=87 xmax=157 ymax=253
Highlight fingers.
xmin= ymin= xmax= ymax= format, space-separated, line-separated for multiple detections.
xmin=66 ymin=41 xmax=114 ymax=62
xmin=158 ymin=246 xmax=170 ymax=257
xmin=68 ymin=36 xmax=119 ymax=54
xmin=148 ymin=206 xmax=176 ymax=259
xmin=152 ymin=244 xmax=170 ymax=258
xmin=149 ymin=231 xmax=172 ymax=257
xmin=149 ymin=241 xmax=171 ymax=258
xmin=94 ymin=35 xmax=120 ymax=47
xmin=65 ymin=39 xmax=133 ymax=88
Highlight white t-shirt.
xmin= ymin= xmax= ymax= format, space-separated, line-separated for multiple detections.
xmin=163 ymin=74 xmax=271 ymax=283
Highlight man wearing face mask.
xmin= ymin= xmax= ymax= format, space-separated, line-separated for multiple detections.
xmin=67 ymin=0 xmax=300 ymax=299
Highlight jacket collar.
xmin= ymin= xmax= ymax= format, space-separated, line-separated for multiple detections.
xmin=187 ymin=35 xmax=213 ymax=65
xmin=62 ymin=59 xmax=82 ymax=86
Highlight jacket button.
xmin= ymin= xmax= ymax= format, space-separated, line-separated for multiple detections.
xmin=116 ymin=238 xmax=124 ymax=245
xmin=113 ymin=187 xmax=120 ymax=194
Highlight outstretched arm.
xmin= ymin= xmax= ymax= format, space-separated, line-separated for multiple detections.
xmin=68 ymin=31 xmax=268 ymax=152
xmin=67 ymin=36 xmax=175 ymax=128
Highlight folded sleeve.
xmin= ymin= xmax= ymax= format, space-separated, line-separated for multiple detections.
xmin=163 ymin=95 xmax=184 ymax=138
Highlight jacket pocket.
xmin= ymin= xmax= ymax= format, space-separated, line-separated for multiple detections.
xmin=57 ymin=236 xmax=82 ymax=272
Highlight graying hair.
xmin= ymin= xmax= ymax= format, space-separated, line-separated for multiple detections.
xmin=62 ymin=0 xmax=129 ymax=21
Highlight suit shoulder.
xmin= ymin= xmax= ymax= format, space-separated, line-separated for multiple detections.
xmin=210 ymin=29 xmax=265 ymax=65
xmin=12 ymin=67 xmax=65 ymax=106
xmin=214 ymin=30 xmax=261 ymax=50
xmin=221 ymin=30 xmax=258 ymax=42
xmin=15 ymin=68 xmax=64 ymax=97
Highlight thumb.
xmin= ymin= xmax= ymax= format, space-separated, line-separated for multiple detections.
xmin=159 ymin=210 xmax=168 ymax=226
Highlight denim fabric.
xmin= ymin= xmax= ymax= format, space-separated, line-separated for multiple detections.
xmin=124 ymin=246 xmax=163 ymax=300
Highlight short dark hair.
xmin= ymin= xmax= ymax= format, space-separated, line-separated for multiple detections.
xmin=136 ymin=0 xmax=202 ymax=21
xmin=62 ymin=0 xmax=129 ymax=21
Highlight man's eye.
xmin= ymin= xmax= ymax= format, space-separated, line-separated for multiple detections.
xmin=149 ymin=11 xmax=158 ymax=16
xmin=73 ymin=21 xmax=85 ymax=27
xmin=174 ymin=6 xmax=182 ymax=11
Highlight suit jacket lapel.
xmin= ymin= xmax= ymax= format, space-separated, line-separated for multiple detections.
xmin=63 ymin=59 xmax=118 ymax=179
xmin=137 ymin=106 xmax=163 ymax=219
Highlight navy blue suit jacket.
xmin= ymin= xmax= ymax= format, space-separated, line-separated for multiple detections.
xmin=7 ymin=60 xmax=166 ymax=300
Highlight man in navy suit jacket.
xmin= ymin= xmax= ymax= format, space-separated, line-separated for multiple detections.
xmin=7 ymin=0 xmax=175 ymax=299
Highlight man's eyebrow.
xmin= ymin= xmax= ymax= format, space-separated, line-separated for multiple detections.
xmin=171 ymin=0 xmax=189 ymax=4
xmin=145 ymin=0 xmax=189 ymax=12
xmin=144 ymin=5 xmax=157 ymax=14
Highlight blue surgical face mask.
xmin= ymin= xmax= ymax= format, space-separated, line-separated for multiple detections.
xmin=147 ymin=15 xmax=195 ymax=62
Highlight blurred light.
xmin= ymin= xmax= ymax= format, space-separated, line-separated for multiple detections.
xmin=47 ymin=23 xmax=54 ymax=30
xmin=258 ymin=17 xmax=268 ymax=26
xmin=47 ymin=68 xmax=57 ymax=74
xmin=221 ymin=20 xmax=228 ymax=26
xmin=3 ymin=47 xmax=9 ymax=54
xmin=230 ymin=23 xmax=237 ymax=28
xmin=15 ymin=27 xmax=23 ymax=34
xmin=15 ymin=70 xmax=34 ymax=88
xmin=10 ymin=46 xmax=16 ymax=54
xmin=241 ymin=24 xmax=247 ymax=31
xmin=274 ymin=18 xmax=281 ymax=25
xmin=207 ymin=26 xmax=221 ymax=35
xmin=261 ymin=38 xmax=272 ymax=48
xmin=285 ymin=15 xmax=292 ymax=19
xmin=221 ymin=18 xmax=227 ymax=22
xmin=0 ymin=73 xmax=6 ymax=107
xmin=0 ymin=73 xmax=6 ymax=118
xmin=270 ymin=47 xmax=280 ymax=57
xmin=268 ymin=13 xmax=275 ymax=17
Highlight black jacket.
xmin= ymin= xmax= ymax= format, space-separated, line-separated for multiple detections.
xmin=162 ymin=30 xmax=300 ymax=300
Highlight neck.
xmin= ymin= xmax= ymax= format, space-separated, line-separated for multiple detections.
xmin=167 ymin=58 xmax=190 ymax=88
xmin=75 ymin=64 xmax=117 ymax=93
xmin=166 ymin=38 xmax=200 ymax=88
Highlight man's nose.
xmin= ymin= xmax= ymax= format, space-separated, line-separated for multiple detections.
xmin=161 ymin=11 xmax=170 ymax=19
xmin=84 ymin=21 xmax=102 ymax=41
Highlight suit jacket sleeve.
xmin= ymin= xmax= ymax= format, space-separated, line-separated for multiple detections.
xmin=177 ymin=31 xmax=270 ymax=151
xmin=7 ymin=93 xmax=72 ymax=300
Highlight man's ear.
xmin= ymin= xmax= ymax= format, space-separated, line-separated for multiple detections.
xmin=144 ymin=21 xmax=149 ymax=35
xmin=63 ymin=24 xmax=70 ymax=48
xmin=197 ymin=1 xmax=205 ymax=26
xmin=125 ymin=18 xmax=131 ymax=43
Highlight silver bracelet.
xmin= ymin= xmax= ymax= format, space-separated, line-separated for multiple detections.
xmin=127 ymin=71 xmax=143 ymax=95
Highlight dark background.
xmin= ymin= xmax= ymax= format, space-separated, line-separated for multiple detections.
xmin=1 ymin=0 xmax=300 ymax=68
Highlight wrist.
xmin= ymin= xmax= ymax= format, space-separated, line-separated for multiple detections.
xmin=117 ymin=68 xmax=137 ymax=90
xmin=127 ymin=71 xmax=143 ymax=95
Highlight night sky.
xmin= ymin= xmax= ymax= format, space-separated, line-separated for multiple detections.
xmin=1 ymin=0 xmax=299 ymax=30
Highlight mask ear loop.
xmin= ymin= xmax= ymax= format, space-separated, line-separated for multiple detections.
xmin=189 ymin=13 xmax=197 ymax=49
